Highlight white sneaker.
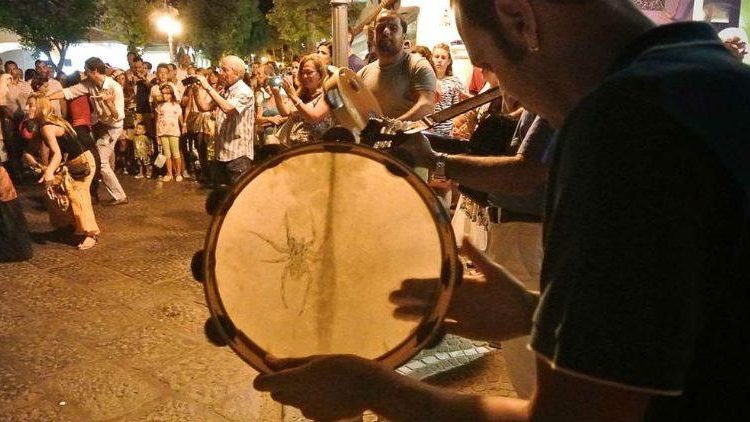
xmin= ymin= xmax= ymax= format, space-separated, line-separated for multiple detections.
xmin=162 ymin=175 xmax=172 ymax=182
xmin=175 ymin=175 xmax=183 ymax=182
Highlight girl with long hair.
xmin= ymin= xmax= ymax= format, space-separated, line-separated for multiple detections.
xmin=432 ymin=43 xmax=469 ymax=136
xmin=155 ymin=83 xmax=184 ymax=182
xmin=23 ymin=93 xmax=100 ymax=250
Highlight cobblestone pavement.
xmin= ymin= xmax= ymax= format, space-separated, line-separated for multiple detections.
xmin=1 ymin=176 xmax=516 ymax=421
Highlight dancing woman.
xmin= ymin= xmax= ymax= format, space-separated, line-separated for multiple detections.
xmin=23 ymin=93 xmax=99 ymax=250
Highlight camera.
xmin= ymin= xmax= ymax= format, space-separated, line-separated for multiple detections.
xmin=182 ymin=76 xmax=199 ymax=86
xmin=269 ymin=75 xmax=283 ymax=88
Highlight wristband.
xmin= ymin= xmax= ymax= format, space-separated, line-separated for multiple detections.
xmin=433 ymin=153 xmax=449 ymax=180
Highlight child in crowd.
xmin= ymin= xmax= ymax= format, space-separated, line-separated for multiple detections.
xmin=154 ymin=84 xmax=184 ymax=182
xmin=131 ymin=123 xmax=153 ymax=179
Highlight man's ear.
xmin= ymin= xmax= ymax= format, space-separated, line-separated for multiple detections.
xmin=492 ymin=0 xmax=540 ymax=51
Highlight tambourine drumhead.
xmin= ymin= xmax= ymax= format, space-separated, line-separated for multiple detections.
xmin=203 ymin=142 xmax=459 ymax=373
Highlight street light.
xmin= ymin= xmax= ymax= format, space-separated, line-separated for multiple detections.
xmin=155 ymin=10 xmax=182 ymax=62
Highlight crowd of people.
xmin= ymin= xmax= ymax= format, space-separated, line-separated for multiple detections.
xmin=0 ymin=9 xmax=482 ymax=255
xmin=1 ymin=2 xmax=749 ymax=421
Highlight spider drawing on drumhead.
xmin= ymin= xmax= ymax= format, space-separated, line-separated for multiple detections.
xmin=250 ymin=212 xmax=326 ymax=316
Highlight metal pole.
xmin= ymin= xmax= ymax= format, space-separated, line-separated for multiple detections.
xmin=168 ymin=32 xmax=174 ymax=63
xmin=330 ymin=0 xmax=351 ymax=68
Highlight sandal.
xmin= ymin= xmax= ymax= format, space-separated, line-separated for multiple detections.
xmin=77 ymin=236 xmax=98 ymax=250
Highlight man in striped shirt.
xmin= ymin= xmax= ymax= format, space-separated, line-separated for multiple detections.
xmin=195 ymin=55 xmax=254 ymax=184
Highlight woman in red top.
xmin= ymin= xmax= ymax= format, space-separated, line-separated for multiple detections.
xmin=65 ymin=71 xmax=100 ymax=202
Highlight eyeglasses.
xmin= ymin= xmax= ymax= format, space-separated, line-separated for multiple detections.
xmin=300 ymin=70 xmax=319 ymax=77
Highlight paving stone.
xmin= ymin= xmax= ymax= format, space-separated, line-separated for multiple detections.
xmin=214 ymin=385 xmax=283 ymax=422
xmin=92 ymin=324 xmax=201 ymax=370
xmin=0 ymin=399 xmax=80 ymax=422
xmin=155 ymin=350 xmax=256 ymax=406
xmin=47 ymin=261 xmax=132 ymax=285
xmin=0 ymin=364 xmax=43 ymax=410
xmin=114 ymin=399 xmax=226 ymax=422
xmin=145 ymin=297 xmax=210 ymax=337
xmin=40 ymin=361 xmax=162 ymax=421
xmin=0 ymin=331 xmax=95 ymax=379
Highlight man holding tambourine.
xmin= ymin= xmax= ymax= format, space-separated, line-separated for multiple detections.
xmin=247 ymin=0 xmax=750 ymax=421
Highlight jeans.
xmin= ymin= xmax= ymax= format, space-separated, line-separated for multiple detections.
xmin=216 ymin=156 xmax=253 ymax=185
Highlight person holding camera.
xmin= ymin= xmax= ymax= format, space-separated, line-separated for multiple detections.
xmin=270 ymin=54 xmax=334 ymax=145
xmin=194 ymin=55 xmax=255 ymax=185
xmin=254 ymin=62 xmax=288 ymax=145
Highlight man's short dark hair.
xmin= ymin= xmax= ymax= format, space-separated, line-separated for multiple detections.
xmin=132 ymin=54 xmax=143 ymax=63
xmin=157 ymin=63 xmax=170 ymax=72
xmin=167 ymin=63 xmax=176 ymax=71
xmin=377 ymin=10 xmax=408 ymax=34
xmin=3 ymin=60 xmax=17 ymax=70
xmin=84 ymin=57 xmax=107 ymax=74
xmin=34 ymin=59 xmax=44 ymax=67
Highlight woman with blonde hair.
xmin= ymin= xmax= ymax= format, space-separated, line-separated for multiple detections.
xmin=271 ymin=54 xmax=334 ymax=145
xmin=23 ymin=93 xmax=99 ymax=250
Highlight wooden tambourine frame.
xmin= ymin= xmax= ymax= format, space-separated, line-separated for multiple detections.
xmin=202 ymin=142 xmax=460 ymax=373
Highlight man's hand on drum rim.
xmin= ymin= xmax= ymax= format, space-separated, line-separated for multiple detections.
xmin=390 ymin=240 xmax=539 ymax=343
xmin=254 ymin=354 xmax=396 ymax=421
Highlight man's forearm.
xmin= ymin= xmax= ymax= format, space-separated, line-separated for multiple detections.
xmin=47 ymin=90 xmax=65 ymax=101
xmin=398 ymin=99 xmax=435 ymax=121
xmin=444 ymin=154 xmax=548 ymax=197
xmin=371 ymin=370 xmax=529 ymax=422
xmin=206 ymin=86 xmax=235 ymax=114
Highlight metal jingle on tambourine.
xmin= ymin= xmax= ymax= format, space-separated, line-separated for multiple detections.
xmin=324 ymin=67 xmax=383 ymax=133
xmin=201 ymin=142 xmax=460 ymax=374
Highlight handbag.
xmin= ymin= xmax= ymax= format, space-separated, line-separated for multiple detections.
xmin=65 ymin=153 xmax=91 ymax=180
xmin=153 ymin=144 xmax=167 ymax=168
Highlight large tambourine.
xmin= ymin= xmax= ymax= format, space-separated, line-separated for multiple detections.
xmin=201 ymin=142 xmax=460 ymax=373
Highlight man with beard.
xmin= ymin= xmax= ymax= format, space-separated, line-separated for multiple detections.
xmin=357 ymin=10 xmax=436 ymax=120
xmin=252 ymin=0 xmax=750 ymax=421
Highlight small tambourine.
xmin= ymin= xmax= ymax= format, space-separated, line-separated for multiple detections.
xmin=198 ymin=142 xmax=460 ymax=373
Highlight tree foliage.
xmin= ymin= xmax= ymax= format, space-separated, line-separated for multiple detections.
xmin=99 ymin=0 xmax=158 ymax=51
xmin=0 ymin=0 xmax=99 ymax=70
xmin=180 ymin=0 xmax=270 ymax=63
xmin=268 ymin=0 xmax=366 ymax=53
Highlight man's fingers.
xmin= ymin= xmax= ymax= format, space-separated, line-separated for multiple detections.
xmin=460 ymin=239 xmax=501 ymax=279
xmin=266 ymin=355 xmax=316 ymax=371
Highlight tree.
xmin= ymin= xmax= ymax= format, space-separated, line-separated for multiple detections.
xmin=180 ymin=0 xmax=270 ymax=63
xmin=268 ymin=0 xmax=330 ymax=52
xmin=267 ymin=0 xmax=366 ymax=54
xmin=0 ymin=0 xmax=99 ymax=71
xmin=99 ymin=0 xmax=159 ymax=51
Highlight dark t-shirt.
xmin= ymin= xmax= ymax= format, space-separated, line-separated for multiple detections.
xmin=530 ymin=23 xmax=750 ymax=420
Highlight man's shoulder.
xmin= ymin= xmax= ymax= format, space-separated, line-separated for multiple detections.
xmin=358 ymin=61 xmax=377 ymax=78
